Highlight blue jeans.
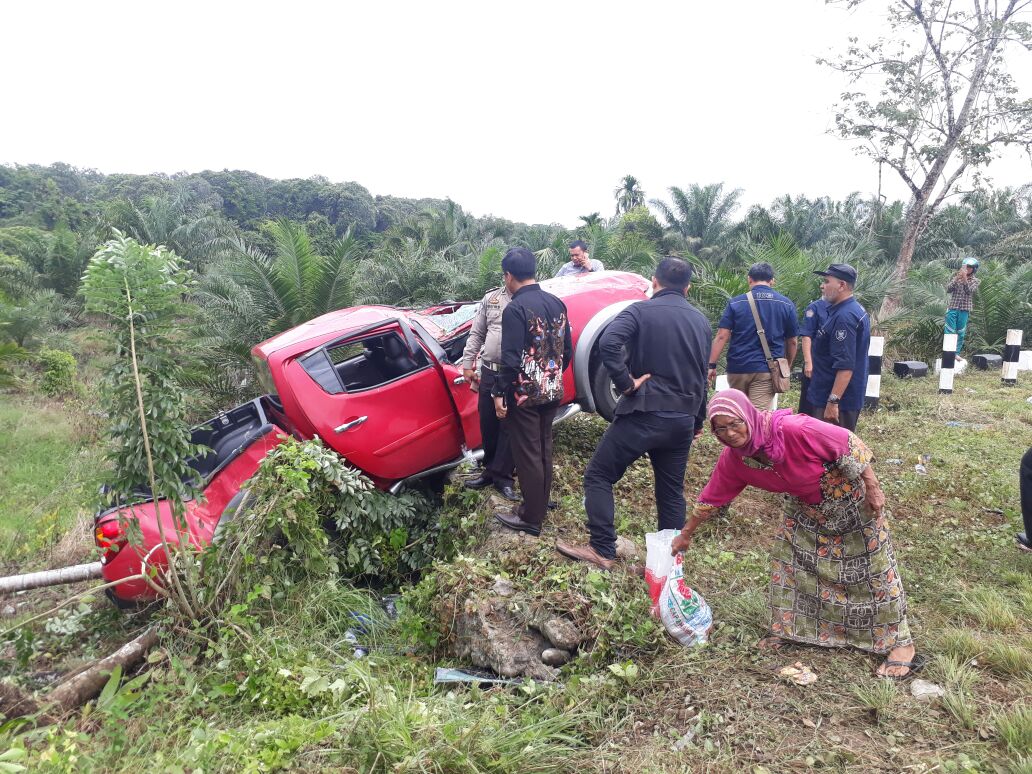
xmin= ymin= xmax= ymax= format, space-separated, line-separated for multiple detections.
xmin=945 ymin=309 xmax=970 ymax=353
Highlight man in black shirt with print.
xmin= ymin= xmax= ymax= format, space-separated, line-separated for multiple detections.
xmin=558 ymin=257 xmax=712 ymax=569
xmin=492 ymin=247 xmax=572 ymax=536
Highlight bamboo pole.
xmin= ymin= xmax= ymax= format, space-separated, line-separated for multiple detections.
xmin=0 ymin=562 xmax=103 ymax=595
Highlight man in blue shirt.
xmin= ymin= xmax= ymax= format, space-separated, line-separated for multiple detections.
xmin=798 ymin=297 xmax=831 ymax=414
xmin=707 ymin=262 xmax=798 ymax=410
xmin=804 ymin=263 xmax=870 ymax=432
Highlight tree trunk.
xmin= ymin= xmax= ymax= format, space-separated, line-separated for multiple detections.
xmin=879 ymin=198 xmax=927 ymax=320
xmin=0 ymin=627 xmax=159 ymax=724
xmin=0 ymin=562 xmax=103 ymax=595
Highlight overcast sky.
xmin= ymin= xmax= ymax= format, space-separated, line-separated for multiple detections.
xmin=2 ymin=0 xmax=1031 ymax=226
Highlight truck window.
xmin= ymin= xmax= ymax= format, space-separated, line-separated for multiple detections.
xmin=302 ymin=332 xmax=430 ymax=394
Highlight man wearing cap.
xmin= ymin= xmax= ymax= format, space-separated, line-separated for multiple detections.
xmin=804 ymin=263 xmax=870 ymax=432
xmin=706 ymin=262 xmax=798 ymax=410
xmin=945 ymin=257 xmax=980 ymax=356
xmin=554 ymin=240 xmax=604 ymax=278
xmin=460 ymin=285 xmax=519 ymax=502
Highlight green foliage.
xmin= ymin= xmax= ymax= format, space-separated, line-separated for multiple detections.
xmin=618 ymin=204 xmax=664 ymax=243
xmin=81 ymin=231 xmax=204 ymax=507
xmin=0 ymin=342 xmax=27 ymax=388
xmin=202 ymin=438 xmax=440 ymax=622
xmin=35 ymin=348 xmax=76 ymax=396
xmin=202 ymin=438 xmax=352 ymax=603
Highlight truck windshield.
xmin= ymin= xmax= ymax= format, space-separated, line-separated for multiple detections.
xmin=411 ymin=303 xmax=479 ymax=336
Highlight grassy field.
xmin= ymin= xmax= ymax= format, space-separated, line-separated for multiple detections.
xmin=0 ymin=395 xmax=102 ymax=567
xmin=0 ymin=368 xmax=1030 ymax=772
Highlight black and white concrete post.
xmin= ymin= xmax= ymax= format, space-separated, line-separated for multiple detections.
xmin=1003 ymin=329 xmax=1023 ymax=386
xmin=939 ymin=332 xmax=958 ymax=394
xmin=864 ymin=336 xmax=884 ymax=409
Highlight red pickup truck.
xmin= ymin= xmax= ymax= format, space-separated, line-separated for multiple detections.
xmin=94 ymin=271 xmax=651 ymax=603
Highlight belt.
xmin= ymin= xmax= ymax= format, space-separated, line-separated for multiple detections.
xmin=481 ymin=360 xmax=500 ymax=372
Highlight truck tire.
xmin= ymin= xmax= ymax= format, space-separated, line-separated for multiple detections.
xmin=589 ymin=357 xmax=620 ymax=422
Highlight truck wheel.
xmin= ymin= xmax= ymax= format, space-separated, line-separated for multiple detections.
xmin=589 ymin=357 xmax=620 ymax=422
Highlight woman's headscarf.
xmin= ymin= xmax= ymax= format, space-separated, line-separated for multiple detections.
xmin=708 ymin=389 xmax=793 ymax=463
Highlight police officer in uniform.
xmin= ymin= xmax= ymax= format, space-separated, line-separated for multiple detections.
xmin=803 ymin=263 xmax=870 ymax=432
xmin=461 ymin=285 xmax=519 ymax=501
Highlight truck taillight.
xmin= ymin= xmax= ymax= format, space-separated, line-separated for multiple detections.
xmin=95 ymin=520 xmax=127 ymax=561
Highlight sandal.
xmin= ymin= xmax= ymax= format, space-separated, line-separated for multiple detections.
xmin=876 ymin=652 xmax=927 ymax=681
xmin=1017 ymin=533 xmax=1032 ymax=553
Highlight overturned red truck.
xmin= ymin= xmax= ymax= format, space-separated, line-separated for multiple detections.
xmin=94 ymin=271 xmax=651 ymax=604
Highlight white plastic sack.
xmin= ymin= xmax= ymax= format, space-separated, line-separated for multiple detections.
xmin=644 ymin=530 xmax=713 ymax=647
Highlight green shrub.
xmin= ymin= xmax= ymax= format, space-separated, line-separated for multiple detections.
xmin=36 ymin=347 xmax=77 ymax=396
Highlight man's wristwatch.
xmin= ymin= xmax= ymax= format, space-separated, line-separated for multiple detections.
xmin=708 ymin=363 xmax=717 ymax=370
xmin=828 ymin=394 xmax=841 ymax=405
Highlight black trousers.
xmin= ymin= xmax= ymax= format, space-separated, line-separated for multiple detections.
xmin=583 ymin=412 xmax=696 ymax=559
xmin=476 ymin=370 xmax=514 ymax=488
xmin=507 ymin=401 xmax=560 ymax=526
xmin=1021 ymin=447 xmax=1032 ymax=543
xmin=798 ymin=374 xmax=815 ymax=414
xmin=801 ymin=403 xmax=860 ymax=432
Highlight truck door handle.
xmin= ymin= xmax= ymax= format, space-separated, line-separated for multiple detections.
xmin=453 ymin=376 xmax=466 ymax=385
xmin=334 ymin=416 xmax=368 ymax=433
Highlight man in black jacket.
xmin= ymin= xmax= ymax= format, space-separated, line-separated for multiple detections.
xmin=558 ymin=257 xmax=711 ymax=569
xmin=492 ymin=247 xmax=573 ymax=536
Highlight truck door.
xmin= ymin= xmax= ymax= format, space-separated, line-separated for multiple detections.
xmin=407 ymin=320 xmax=482 ymax=452
xmin=289 ymin=324 xmax=463 ymax=482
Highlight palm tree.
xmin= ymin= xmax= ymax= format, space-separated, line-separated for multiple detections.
xmin=650 ymin=183 xmax=742 ymax=259
xmin=614 ymin=175 xmax=645 ymax=215
xmin=106 ymin=185 xmax=231 ymax=268
xmin=196 ymin=219 xmax=362 ymax=375
xmin=0 ymin=341 xmax=27 ymax=388
xmin=579 ymin=212 xmax=602 ymax=228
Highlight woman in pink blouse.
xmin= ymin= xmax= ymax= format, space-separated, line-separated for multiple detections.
xmin=671 ymin=390 xmax=922 ymax=679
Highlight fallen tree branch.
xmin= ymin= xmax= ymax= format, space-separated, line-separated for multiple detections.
xmin=0 ymin=562 xmax=103 ymax=595
xmin=0 ymin=627 xmax=160 ymax=724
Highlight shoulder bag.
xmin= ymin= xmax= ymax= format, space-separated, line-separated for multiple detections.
xmin=745 ymin=290 xmax=791 ymax=394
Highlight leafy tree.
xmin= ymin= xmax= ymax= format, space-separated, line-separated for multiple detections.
xmin=617 ymin=205 xmax=664 ymax=244
xmin=81 ymin=231 xmax=205 ymax=509
xmin=579 ymin=212 xmax=603 ymax=228
xmin=614 ymin=175 xmax=646 ymax=215
xmin=823 ymin=0 xmax=1032 ymax=316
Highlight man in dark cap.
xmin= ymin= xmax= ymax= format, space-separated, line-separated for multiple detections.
xmin=803 ymin=263 xmax=870 ymax=432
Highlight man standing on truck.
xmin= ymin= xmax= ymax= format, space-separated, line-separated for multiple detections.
xmin=554 ymin=240 xmax=604 ymax=278
xmin=493 ymin=247 xmax=572 ymax=536
xmin=556 ymin=257 xmax=711 ymax=570
xmin=460 ymin=285 xmax=520 ymax=502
